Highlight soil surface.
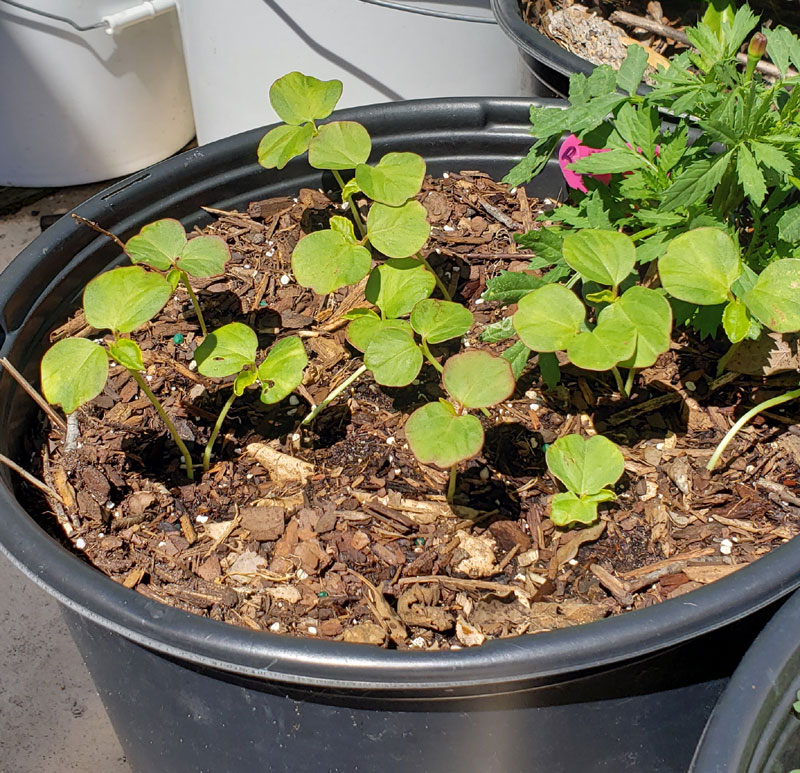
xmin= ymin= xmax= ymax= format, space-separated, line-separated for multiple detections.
xmin=20 ymin=172 xmax=800 ymax=649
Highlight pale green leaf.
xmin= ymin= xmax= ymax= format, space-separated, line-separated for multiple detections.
xmin=405 ymin=401 xmax=484 ymax=469
xmin=482 ymin=271 xmax=544 ymax=303
xmin=562 ymin=230 xmax=636 ymax=288
xmin=41 ymin=338 xmax=108 ymax=414
xmin=778 ymin=207 xmax=800 ymax=243
xmin=308 ymin=121 xmax=371 ymax=170
xmin=346 ymin=316 xmax=412 ymax=353
xmin=365 ymin=258 xmax=435 ymax=319
xmin=355 ymin=152 xmax=426 ymax=206
xmin=722 ymin=298 xmax=750 ymax=343
xmin=256 ymin=124 xmax=314 ymax=170
xmin=410 ymin=299 xmax=473 ymax=343
xmin=366 ymin=200 xmax=430 ymax=258
xmin=125 ymin=219 xmax=186 ymax=271
xmin=743 ymin=259 xmax=800 ymax=332
xmin=269 ymin=72 xmax=342 ymax=125
xmin=550 ymin=491 xmax=603 ymax=527
xmin=501 ymin=341 xmax=531 ymax=380
xmin=177 ymin=235 xmax=230 ymax=278
xmin=257 ymin=336 xmax=308 ymax=404
xmin=567 ymin=315 xmax=637 ymax=371
xmin=736 ymin=145 xmax=766 ymax=206
xmin=364 ymin=326 xmax=422 ymax=386
xmin=442 ymin=350 xmax=515 ymax=409
xmin=194 ymin=322 xmax=258 ymax=377
xmin=513 ymin=284 xmax=585 ymax=352
xmin=291 ymin=229 xmax=372 ymax=294
xmin=546 ymin=434 xmax=624 ymax=497
xmin=107 ymin=338 xmax=144 ymax=371
xmin=616 ymin=43 xmax=649 ymax=94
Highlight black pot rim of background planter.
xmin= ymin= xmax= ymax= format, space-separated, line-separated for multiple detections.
xmin=1 ymin=96 xmax=800 ymax=697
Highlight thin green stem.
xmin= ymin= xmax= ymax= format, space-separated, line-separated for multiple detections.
xmin=707 ymin=388 xmax=800 ymax=472
xmin=301 ymin=364 xmax=368 ymax=425
xmin=611 ymin=366 xmax=628 ymax=399
xmin=716 ymin=340 xmax=742 ymax=377
xmin=332 ymin=170 xmax=367 ymax=238
xmin=629 ymin=226 xmax=658 ymax=243
xmin=447 ymin=465 xmax=457 ymax=504
xmin=415 ymin=252 xmax=452 ymax=301
xmin=420 ymin=339 xmax=443 ymax=373
xmin=180 ymin=272 xmax=207 ymax=337
xmin=566 ymin=272 xmax=581 ymax=290
xmin=203 ymin=390 xmax=237 ymax=472
xmin=130 ymin=370 xmax=194 ymax=480
xmin=624 ymin=367 xmax=637 ymax=397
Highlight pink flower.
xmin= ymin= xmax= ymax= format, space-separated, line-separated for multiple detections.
xmin=558 ymin=134 xmax=612 ymax=193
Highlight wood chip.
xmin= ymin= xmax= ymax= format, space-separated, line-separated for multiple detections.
xmin=245 ymin=442 xmax=314 ymax=484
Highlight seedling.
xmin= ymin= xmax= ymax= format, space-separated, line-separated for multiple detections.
xmin=40 ymin=265 xmax=196 ymax=479
xmin=545 ymin=435 xmax=625 ymax=526
xmin=194 ymin=322 xmax=308 ymax=470
xmin=125 ymin=218 xmax=230 ymax=336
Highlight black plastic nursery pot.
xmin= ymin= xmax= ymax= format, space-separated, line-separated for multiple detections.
xmin=1 ymin=98 xmax=799 ymax=773
xmin=692 ymin=588 xmax=800 ymax=772
xmin=491 ymin=0 xmax=605 ymax=97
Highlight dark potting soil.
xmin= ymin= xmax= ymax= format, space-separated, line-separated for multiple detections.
xmin=20 ymin=171 xmax=800 ymax=649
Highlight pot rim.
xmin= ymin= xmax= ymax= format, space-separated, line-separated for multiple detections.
xmin=1 ymin=96 xmax=798 ymax=694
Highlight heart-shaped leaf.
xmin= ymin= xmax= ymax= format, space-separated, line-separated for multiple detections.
xmin=405 ymin=401 xmax=484 ymax=468
xmin=125 ymin=219 xmax=186 ymax=271
xmin=562 ymin=229 xmax=636 ymax=288
xmin=550 ymin=490 xmax=616 ymax=527
xmin=355 ymin=152 xmax=426 ymax=206
xmin=194 ymin=322 xmax=258 ymax=378
xmin=291 ymin=229 xmax=372 ymax=294
xmin=659 ymin=228 xmax=740 ymax=305
xmin=41 ymin=338 xmax=108 ymax=414
xmin=346 ymin=314 xmax=412 ymax=353
xmin=257 ymin=336 xmax=308 ymax=404
xmin=546 ymin=434 xmax=624 ymax=497
xmin=269 ymin=72 xmax=342 ymax=125
xmin=107 ymin=338 xmax=144 ymax=371
xmin=599 ymin=286 xmax=672 ymax=368
xmin=177 ymin=235 xmax=230 ymax=278
xmin=308 ymin=121 xmax=371 ymax=170
xmin=257 ymin=124 xmax=314 ymax=170
xmin=513 ymin=284 xmax=585 ymax=352
xmin=365 ymin=258 xmax=435 ymax=319
xmin=410 ymin=299 xmax=474 ymax=343
xmin=366 ymin=200 xmax=430 ymax=258
xmin=443 ymin=350 xmax=515 ymax=409
xmin=743 ymin=259 xmax=800 ymax=332
xmin=83 ymin=266 xmax=172 ymax=334
xmin=722 ymin=298 xmax=751 ymax=343
xmin=364 ymin=326 xmax=423 ymax=386
xmin=567 ymin=315 xmax=637 ymax=371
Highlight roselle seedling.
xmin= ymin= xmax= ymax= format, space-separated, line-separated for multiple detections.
xmin=41 ymin=265 xmax=196 ymax=479
xmin=545 ymin=434 xmax=625 ymax=527
xmin=125 ymin=218 xmax=230 ymax=336
xmin=193 ymin=322 xmax=308 ymax=470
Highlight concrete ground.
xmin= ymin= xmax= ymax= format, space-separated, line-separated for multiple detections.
xmin=0 ymin=185 xmax=129 ymax=772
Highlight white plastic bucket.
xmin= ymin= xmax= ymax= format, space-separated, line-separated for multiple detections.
xmin=176 ymin=0 xmax=538 ymax=145
xmin=0 ymin=0 xmax=195 ymax=186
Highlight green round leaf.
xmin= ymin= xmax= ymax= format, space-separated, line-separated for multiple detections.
xmin=743 ymin=259 xmax=800 ymax=332
xmin=410 ymin=299 xmax=474 ymax=343
xmin=722 ymin=298 xmax=751 ymax=343
xmin=442 ymin=350 xmax=515 ymax=409
xmin=567 ymin=315 xmax=636 ymax=371
xmin=291 ymin=229 xmax=372 ymax=294
xmin=599 ymin=286 xmax=672 ymax=369
xmin=405 ymin=401 xmax=484 ymax=469
xmin=257 ymin=124 xmax=314 ymax=170
xmin=308 ymin=121 xmax=371 ymax=170
xmin=166 ymin=267 xmax=181 ymax=291
xmin=234 ymin=369 xmax=258 ymax=396
xmin=257 ymin=336 xmax=308 ymax=404
xmin=364 ymin=326 xmax=423 ymax=386
xmin=366 ymin=200 xmax=430 ymax=259
xmin=107 ymin=338 xmax=144 ymax=371
xmin=562 ymin=230 xmax=636 ymax=288
xmin=546 ymin=434 xmax=624 ymax=497
xmin=346 ymin=315 xmax=412 ymax=353
xmin=125 ymin=219 xmax=186 ymax=271
xmin=550 ymin=491 xmax=603 ymax=527
xmin=365 ymin=258 xmax=435 ymax=319
xmin=83 ymin=266 xmax=172 ymax=334
xmin=659 ymin=228 xmax=741 ymax=305
xmin=269 ymin=72 xmax=342 ymax=125
xmin=513 ymin=284 xmax=585 ymax=352
xmin=355 ymin=152 xmax=426 ymax=206
xmin=194 ymin=322 xmax=258 ymax=378
xmin=41 ymin=338 xmax=108 ymax=414
xmin=177 ymin=235 xmax=230 ymax=278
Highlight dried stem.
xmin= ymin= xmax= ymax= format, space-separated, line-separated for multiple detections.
xmin=71 ymin=214 xmax=126 ymax=251
xmin=0 ymin=451 xmax=65 ymax=504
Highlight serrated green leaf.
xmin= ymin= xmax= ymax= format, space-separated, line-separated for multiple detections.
xmin=601 ymin=286 xmax=672 ymax=368
xmin=83 ymin=266 xmax=172 ymax=334
xmin=751 ymin=141 xmax=793 ymax=176
xmin=569 ymin=148 xmax=649 ymax=175
xmin=616 ymin=43 xmax=649 ymax=95
xmin=41 ymin=338 xmax=109 ymax=414
xmin=366 ymin=200 xmax=430 ymax=258
xmin=659 ymin=228 xmax=740 ymax=305
xmin=177 ymin=235 xmax=229 ymax=278
xmin=657 ymin=125 xmax=688 ymax=172
xmin=269 ymin=72 xmax=342 ymax=125
xmin=365 ymin=258 xmax=435 ymax=319
xmin=355 ymin=152 xmax=426 ymax=206
xmin=410 ymin=299 xmax=473 ymax=343
xmin=482 ymin=271 xmax=545 ymax=303
xmin=480 ymin=317 xmax=515 ymax=343
xmin=567 ymin=315 xmax=637 ymax=371
xmin=257 ymin=336 xmax=308 ymax=404
xmin=291 ymin=229 xmax=372 ymax=294
xmin=107 ymin=338 xmax=144 ymax=371
xmin=743 ymin=259 xmax=800 ymax=332
xmin=256 ymin=124 xmax=314 ymax=170
xmin=125 ymin=219 xmax=186 ymax=271
xmin=346 ymin=316 xmax=412 ymax=353
xmin=546 ymin=434 xmax=624 ymax=497
xmin=722 ymin=298 xmax=750 ymax=343
xmin=562 ymin=229 xmax=636 ymax=288
xmin=364 ymin=326 xmax=423 ymax=386
xmin=442 ymin=350 xmax=515 ymax=409
xmin=550 ymin=491 xmax=604 ymax=527
xmin=515 ymin=227 xmax=564 ymax=265
xmin=194 ymin=322 xmax=258 ymax=377
xmin=778 ymin=207 xmax=800 ymax=242
xmin=513 ymin=284 xmax=585 ymax=352
xmin=405 ymin=401 xmax=484 ymax=469
xmin=308 ymin=121 xmax=371 ymax=170
xmin=659 ymin=153 xmax=731 ymax=211
xmin=501 ymin=340 xmax=531 ymax=380
xmin=736 ymin=145 xmax=767 ymax=205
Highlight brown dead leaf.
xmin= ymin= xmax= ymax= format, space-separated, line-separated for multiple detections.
xmin=453 ymin=530 xmax=498 ymax=578
xmin=246 ymin=443 xmax=314 ymax=484
xmin=397 ymin=584 xmax=454 ymax=632
xmin=553 ymin=521 xmax=606 ymax=570
xmin=456 ymin=617 xmax=486 ymax=647
xmin=240 ymin=506 xmax=285 ymax=542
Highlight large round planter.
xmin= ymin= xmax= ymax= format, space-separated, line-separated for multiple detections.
xmin=692 ymin=588 xmax=800 ymax=772
xmin=0 ymin=98 xmax=797 ymax=773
